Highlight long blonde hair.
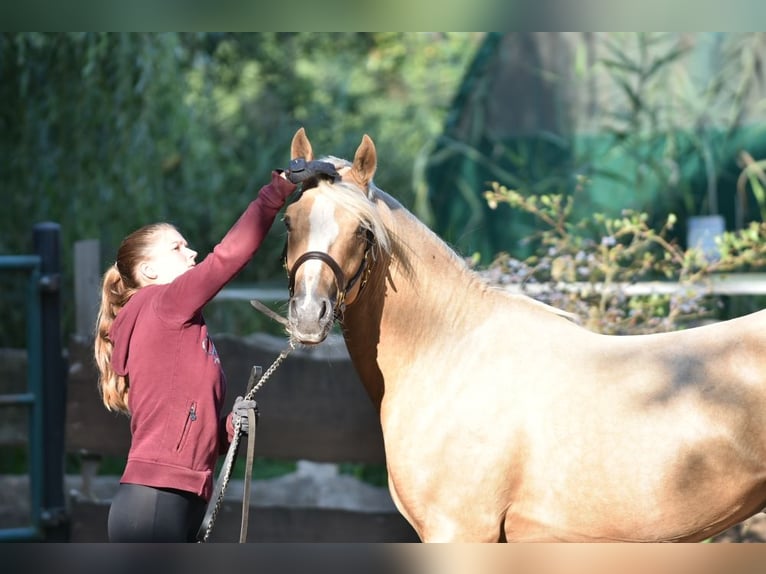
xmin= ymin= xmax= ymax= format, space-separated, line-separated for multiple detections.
xmin=94 ymin=223 xmax=177 ymax=414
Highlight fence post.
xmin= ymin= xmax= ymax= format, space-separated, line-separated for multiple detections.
xmin=74 ymin=239 xmax=101 ymax=339
xmin=33 ymin=222 xmax=70 ymax=541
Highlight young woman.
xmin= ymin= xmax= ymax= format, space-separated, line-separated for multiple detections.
xmin=94 ymin=170 xmax=296 ymax=542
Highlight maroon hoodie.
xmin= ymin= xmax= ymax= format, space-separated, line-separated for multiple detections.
xmin=109 ymin=172 xmax=295 ymax=501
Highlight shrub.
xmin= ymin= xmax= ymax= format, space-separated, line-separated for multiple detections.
xmin=481 ymin=181 xmax=766 ymax=334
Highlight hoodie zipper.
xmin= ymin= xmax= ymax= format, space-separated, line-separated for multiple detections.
xmin=175 ymin=402 xmax=197 ymax=452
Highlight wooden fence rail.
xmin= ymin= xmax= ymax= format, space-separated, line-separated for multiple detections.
xmin=72 ymin=239 xmax=766 ymax=342
xmin=65 ymin=333 xmax=386 ymax=464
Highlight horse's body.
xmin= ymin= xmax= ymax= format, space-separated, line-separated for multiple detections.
xmin=283 ymin=128 xmax=766 ymax=542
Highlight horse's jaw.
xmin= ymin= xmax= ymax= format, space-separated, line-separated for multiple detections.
xmin=287 ymin=295 xmax=335 ymax=345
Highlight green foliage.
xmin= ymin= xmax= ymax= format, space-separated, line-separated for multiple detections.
xmin=736 ymin=150 xmax=766 ymax=224
xmin=426 ymin=33 xmax=766 ymax=261
xmin=577 ymin=33 xmax=766 ymax=219
xmin=463 ymin=34 xmax=766 ymax=334
xmin=338 ymin=462 xmax=388 ymax=488
xmin=218 ymin=456 xmax=296 ymax=481
xmin=0 ymin=32 xmax=480 ymax=346
xmin=483 ymin=181 xmax=766 ymax=335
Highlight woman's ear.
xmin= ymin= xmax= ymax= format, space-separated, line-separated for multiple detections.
xmin=139 ymin=262 xmax=157 ymax=282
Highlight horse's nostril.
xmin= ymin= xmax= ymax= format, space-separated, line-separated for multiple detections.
xmin=320 ymin=299 xmax=329 ymax=321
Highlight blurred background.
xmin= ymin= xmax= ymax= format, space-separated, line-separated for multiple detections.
xmin=4 ymin=32 xmax=766 ymax=345
xmin=0 ymin=32 xmax=481 ymax=344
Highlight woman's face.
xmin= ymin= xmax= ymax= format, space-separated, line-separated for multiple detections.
xmin=140 ymin=227 xmax=198 ymax=285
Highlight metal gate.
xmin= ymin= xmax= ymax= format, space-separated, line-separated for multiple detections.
xmin=0 ymin=223 xmax=68 ymax=541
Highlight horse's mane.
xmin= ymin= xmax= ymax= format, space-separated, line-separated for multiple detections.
xmin=311 ymin=174 xmax=392 ymax=256
xmin=318 ymin=156 xmax=575 ymax=323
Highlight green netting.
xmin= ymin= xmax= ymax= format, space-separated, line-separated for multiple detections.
xmin=427 ymin=127 xmax=766 ymax=261
xmin=424 ymin=32 xmax=766 ymax=262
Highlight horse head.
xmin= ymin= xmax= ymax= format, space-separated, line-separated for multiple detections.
xmin=284 ymin=128 xmax=385 ymax=345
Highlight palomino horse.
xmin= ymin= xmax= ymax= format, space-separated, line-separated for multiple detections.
xmin=283 ymin=127 xmax=766 ymax=542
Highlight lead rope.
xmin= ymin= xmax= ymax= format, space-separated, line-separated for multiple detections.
xmin=197 ymin=339 xmax=296 ymax=543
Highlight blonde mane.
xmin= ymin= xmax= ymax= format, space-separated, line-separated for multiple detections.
xmin=313 ymin=165 xmax=575 ymax=323
xmin=312 ymin=157 xmax=392 ymax=257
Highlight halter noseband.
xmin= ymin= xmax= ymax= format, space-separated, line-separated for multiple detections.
xmin=286 ymin=230 xmax=375 ymax=320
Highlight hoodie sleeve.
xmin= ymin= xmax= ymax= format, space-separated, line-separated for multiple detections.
xmin=155 ymin=172 xmax=296 ymax=323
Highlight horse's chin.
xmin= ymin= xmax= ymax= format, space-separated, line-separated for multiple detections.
xmin=288 ymin=324 xmax=332 ymax=346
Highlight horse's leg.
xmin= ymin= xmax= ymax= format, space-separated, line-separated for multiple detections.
xmin=419 ymin=516 xmax=504 ymax=543
xmin=388 ymin=474 xmax=505 ymax=542
xmin=387 ymin=478 xmax=427 ymax=541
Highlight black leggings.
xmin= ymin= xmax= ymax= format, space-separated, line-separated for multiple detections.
xmin=108 ymin=483 xmax=208 ymax=542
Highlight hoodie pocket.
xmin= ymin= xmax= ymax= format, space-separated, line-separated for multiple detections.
xmin=175 ymin=400 xmax=197 ymax=452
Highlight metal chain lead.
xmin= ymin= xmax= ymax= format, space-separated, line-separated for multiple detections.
xmin=243 ymin=339 xmax=296 ymax=401
xmin=198 ymin=421 xmax=242 ymax=542
xmin=198 ymin=340 xmax=296 ymax=543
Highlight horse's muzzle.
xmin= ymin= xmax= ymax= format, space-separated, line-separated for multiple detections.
xmin=287 ymin=294 xmax=335 ymax=345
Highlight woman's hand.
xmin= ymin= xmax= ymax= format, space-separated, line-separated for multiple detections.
xmin=231 ymin=396 xmax=258 ymax=434
xmin=271 ymin=170 xmax=298 ymax=201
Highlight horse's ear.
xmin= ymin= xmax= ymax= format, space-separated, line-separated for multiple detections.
xmin=291 ymin=127 xmax=314 ymax=161
xmin=351 ymin=134 xmax=377 ymax=188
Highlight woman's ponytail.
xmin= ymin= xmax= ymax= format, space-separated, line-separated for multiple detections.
xmin=94 ymin=265 xmax=132 ymax=414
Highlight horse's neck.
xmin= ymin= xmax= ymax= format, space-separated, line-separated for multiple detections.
xmin=379 ymin=194 xmax=480 ymax=328
xmin=342 ymin=196 xmax=485 ymax=405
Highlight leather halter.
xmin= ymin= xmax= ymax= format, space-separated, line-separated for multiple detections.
xmin=286 ymin=230 xmax=374 ymax=320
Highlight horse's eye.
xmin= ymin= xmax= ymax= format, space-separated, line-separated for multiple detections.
xmin=283 ymin=217 xmax=292 ymax=232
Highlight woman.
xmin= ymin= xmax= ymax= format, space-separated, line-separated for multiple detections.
xmin=94 ymin=170 xmax=296 ymax=542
